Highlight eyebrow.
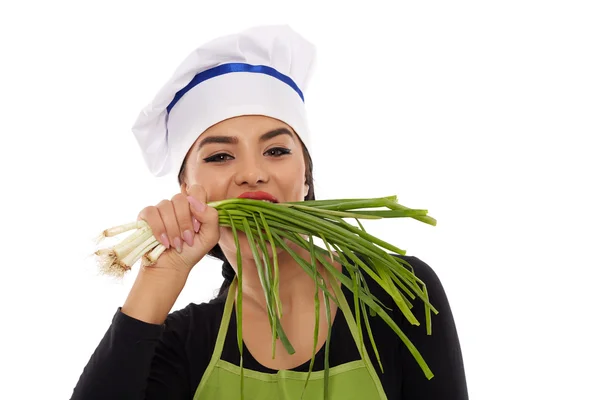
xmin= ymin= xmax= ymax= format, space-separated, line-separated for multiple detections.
xmin=197 ymin=128 xmax=294 ymax=151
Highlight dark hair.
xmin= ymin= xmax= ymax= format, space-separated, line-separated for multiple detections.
xmin=177 ymin=142 xmax=315 ymax=297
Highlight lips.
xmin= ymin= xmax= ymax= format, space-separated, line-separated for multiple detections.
xmin=237 ymin=191 xmax=279 ymax=203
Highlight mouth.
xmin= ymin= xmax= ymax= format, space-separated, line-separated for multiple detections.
xmin=237 ymin=191 xmax=279 ymax=203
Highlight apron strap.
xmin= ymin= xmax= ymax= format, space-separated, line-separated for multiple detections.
xmin=210 ymin=278 xmax=238 ymax=363
xmin=326 ymin=268 xmax=389 ymax=399
xmin=194 ymin=278 xmax=238 ymax=398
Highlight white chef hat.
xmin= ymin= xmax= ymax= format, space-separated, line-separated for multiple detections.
xmin=131 ymin=24 xmax=316 ymax=178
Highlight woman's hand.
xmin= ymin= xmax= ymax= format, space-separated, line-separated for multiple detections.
xmin=121 ymin=184 xmax=220 ymax=324
xmin=137 ymin=184 xmax=220 ymax=275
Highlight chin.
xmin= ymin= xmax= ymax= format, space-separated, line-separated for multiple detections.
xmin=219 ymin=227 xmax=288 ymax=262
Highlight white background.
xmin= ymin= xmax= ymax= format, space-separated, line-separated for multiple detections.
xmin=0 ymin=1 xmax=598 ymax=399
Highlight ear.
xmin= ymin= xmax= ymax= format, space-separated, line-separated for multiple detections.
xmin=304 ymin=181 xmax=310 ymax=197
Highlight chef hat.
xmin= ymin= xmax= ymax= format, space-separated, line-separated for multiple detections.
xmin=131 ymin=24 xmax=316 ymax=177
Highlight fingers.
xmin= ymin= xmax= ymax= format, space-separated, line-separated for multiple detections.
xmin=138 ymin=184 xmax=217 ymax=255
xmin=138 ymin=206 xmax=171 ymax=249
xmin=157 ymin=200 xmax=183 ymax=253
xmin=172 ymin=193 xmax=195 ymax=247
xmin=134 ymin=184 xmax=219 ymax=272
xmin=138 ymin=196 xmax=194 ymax=254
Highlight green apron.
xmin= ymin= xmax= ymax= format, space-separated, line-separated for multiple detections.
xmin=193 ymin=277 xmax=389 ymax=400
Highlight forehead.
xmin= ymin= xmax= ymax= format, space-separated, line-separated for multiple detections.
xmin=202 ymin=115 xmax=293 ymax=137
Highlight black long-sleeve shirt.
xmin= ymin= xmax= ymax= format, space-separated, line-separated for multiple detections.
xmin=71 ymin=255 xmax=468 ymax=399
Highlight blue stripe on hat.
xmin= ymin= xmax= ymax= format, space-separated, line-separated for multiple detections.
xmin=166 ymin=62 xmax=304 ymax=113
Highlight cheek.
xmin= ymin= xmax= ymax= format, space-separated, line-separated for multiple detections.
xmin=274 ymin=161 xmax=308 ymax=201
xmin=187 ymin=165 xmax=229 ymax=201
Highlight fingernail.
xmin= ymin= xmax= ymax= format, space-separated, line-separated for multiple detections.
xmin=173 ymin=237 xmax=183 ymax=253
xmin=187 ymin=196 xmax=206 ymax=213
xmin=193 ymin=218 xmax=200 ymax=233
xmin=160 ymin=233 xmax=170 ymax=249
xmin=183 ymin=230 xmax=194 ymax=247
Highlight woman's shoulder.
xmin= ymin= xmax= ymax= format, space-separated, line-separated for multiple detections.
xmin=170 ymin=291 xmax=226 ymax=318
xmin=392 ymin=254 xmax=449 ymax=306
xmin=351 ymin=253 xmax=440 ymax=292
xmin=162 ymin=291 xmax=228 ymax=339
xmin=349 ymin=253 xmax=448 ymax=319
xmin=393 ymin=254 xmax=440 ymax=285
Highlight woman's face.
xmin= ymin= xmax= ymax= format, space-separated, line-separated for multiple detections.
xmin=181 ymin=115 xmax=309 ymax=261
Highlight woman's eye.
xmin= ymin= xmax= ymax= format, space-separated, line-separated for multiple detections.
xmin=203 ymin=153 xmax=234 ymax=163
xmin=265 ymin=147 xmax=291 ymax=157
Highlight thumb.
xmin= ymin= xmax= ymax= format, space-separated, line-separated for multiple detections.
xmin=185 ymin=185 xmax=220 ymax=253
xmin=186 ymin=184 xmax=208 ymax=218
xmin=186 ymin=183 xmax=208 ymax=200
xmin=186 ymin=184 xmax=217 ymax=225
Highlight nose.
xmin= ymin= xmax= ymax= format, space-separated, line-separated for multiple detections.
xmin=234 ymin=155 xmax=269 ymax=187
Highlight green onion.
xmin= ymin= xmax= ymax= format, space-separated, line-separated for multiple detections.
xmin=94 ymin=196 xmax=438 ymax=387
xmin=228 ymin=212 xmax=245 ymax=396
xmin=300 ymin=235 xmax=321 ymax=400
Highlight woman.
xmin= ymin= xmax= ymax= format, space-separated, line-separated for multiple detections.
xmin=71 ymin=25 xmax=468 ymax=399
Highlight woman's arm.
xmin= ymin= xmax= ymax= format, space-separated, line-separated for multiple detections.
xmin=71 ymin=188 xmax=220 ymax=399
xmin=399 ymin=256 xmax=469 ymax=399
xmin=70 ymin=305 xmax=194 ymax=400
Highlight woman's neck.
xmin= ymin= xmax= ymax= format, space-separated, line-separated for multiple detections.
xmin=224 ymin=243 xmax=339 ymax=315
